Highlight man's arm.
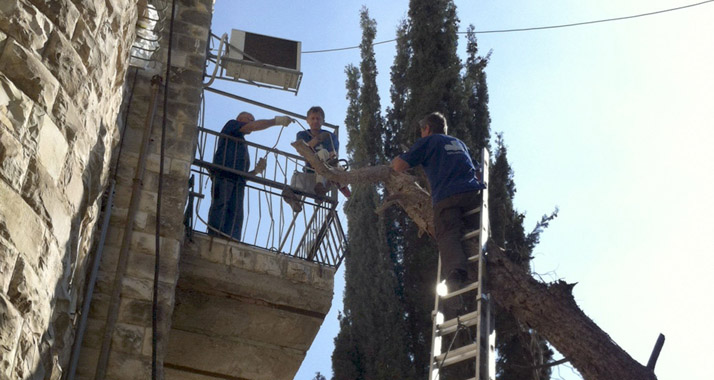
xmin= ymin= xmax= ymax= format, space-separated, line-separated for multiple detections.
xmin=240 ymin=116 xmax=291 ymax=134
xmin=391 ymin=156 xmax=411 ymax=172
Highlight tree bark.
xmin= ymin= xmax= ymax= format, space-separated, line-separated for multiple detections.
xmin=292 ymin=141 xmax=658 ymax=380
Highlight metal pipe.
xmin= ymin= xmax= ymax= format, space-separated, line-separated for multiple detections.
xmin=203 ymin=86 xmax=340 ymax=131
xmin=66 ymin=179 xmax=116 ymax=380
xmin=94 ymin=75 xmax=163 ymax=380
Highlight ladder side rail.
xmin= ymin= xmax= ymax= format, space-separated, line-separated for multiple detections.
xmin=428 ymin=256 xmax=444 ymax=380
xmin=475 ymin=147 xmax=491 ymax=380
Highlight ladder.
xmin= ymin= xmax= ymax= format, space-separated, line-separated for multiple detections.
xmin=428 ymin=148 xmax=495 ymax=380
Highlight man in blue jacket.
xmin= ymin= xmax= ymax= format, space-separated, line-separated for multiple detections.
xmin=208 ymin=112 xmax=292 ymax=239
xmin=391 ymin=112 xmax=485 ymax=291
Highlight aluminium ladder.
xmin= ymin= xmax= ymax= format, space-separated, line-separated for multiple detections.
xmin=428 ymin=148 xmax=495 ymax=380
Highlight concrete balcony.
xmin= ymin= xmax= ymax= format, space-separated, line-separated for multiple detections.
xmin=165 ymin=233 xmax=335 ymax=380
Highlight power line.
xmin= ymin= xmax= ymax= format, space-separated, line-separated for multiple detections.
xmin=302 ymin=0 xmax=714 ymax=54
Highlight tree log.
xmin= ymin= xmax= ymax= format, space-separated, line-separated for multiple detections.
xmin=291 ymin=142 xmax=657 ymax=380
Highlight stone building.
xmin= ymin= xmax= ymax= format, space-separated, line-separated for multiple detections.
xmin=0 ymin=1 xmax=341 ymax=379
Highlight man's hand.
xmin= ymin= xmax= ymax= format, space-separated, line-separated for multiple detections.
xmin=275 ymin=116 xmax=292 ymax=126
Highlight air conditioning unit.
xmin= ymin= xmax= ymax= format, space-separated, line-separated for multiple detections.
xmin=222 ymin=29 xmax=302 ymax=92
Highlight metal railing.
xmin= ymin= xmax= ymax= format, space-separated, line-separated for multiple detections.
xmin=187 ymin=126 xmax=346 ymax=268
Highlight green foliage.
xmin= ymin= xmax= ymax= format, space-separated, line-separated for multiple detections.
xmin=336 ymin=2 xmax=558 ymax=380
xmin=332 ymin=7 xmax=414 ymax=380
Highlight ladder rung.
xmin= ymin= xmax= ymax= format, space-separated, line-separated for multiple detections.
xmin=436 ymin=310 xmax=479 ymax=336
xmin=433 ymin=342 xmax=479 ymax=367
xmin=441 ymin=282 xmax=479 ymax=300
xmin=461 ymin=229 xmax=480 ymax=241
xmin=463 ymin=207 xmax=481 ymax=217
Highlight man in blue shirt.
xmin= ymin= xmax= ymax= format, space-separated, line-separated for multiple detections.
xmin=208 ymin=112 xmax=292 ymax=239
xmin=392 ymin=112 xmax=485 ymax=291
xmin=295 ymin=106 xmax=339 ymax=197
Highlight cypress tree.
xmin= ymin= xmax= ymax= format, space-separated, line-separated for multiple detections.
xmin=335 ymin=2 xmax=556 ymax=379
xmin=333 ymin=7 xmax=413 ymax=380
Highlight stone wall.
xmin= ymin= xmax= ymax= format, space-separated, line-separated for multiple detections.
xmin=73 ymin=0 xmax=212 ymax=379
xmin=0 ymin=1 xmax=139 ymax=379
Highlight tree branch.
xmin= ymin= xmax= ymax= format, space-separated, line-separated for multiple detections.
xmin=291 ymin=142 xmax=658 ymax=380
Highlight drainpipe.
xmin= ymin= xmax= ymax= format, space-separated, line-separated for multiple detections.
xmin=65 ymin=178 xmax=115 ymax=380
xmin=94 ymin=75 xmax=163 ymax=380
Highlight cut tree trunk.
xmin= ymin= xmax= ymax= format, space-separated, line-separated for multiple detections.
xmin=291 ymin=141 xmax=658 ymax=380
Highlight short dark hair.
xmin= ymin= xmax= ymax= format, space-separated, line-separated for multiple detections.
xmin=307 ymin=106 xmax=325 ymax=119
xmin=420 ymin=112 xmax=448 ymax=134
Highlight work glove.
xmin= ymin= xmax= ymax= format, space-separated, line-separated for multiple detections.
xmin=275 ymin=116 xmax=292 ymax=126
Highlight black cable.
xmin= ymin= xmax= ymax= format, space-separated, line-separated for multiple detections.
xmin=153 ymin=0 xmax=176 ymax=378
xmin=302 ymin=0 xmax=714 ymax=54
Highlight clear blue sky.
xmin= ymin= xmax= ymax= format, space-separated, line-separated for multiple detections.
xmin=207 ymin=1 xmax=714 ymax=379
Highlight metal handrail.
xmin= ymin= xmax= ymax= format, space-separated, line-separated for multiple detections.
xmin=189 ymin=126 xmax=346 ymax=268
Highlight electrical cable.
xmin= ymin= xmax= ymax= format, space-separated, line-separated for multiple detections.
xmin=302 ymin=0 xmax=714 ymax=54
xmin=153 ymin=0 xmax=176 ymax=378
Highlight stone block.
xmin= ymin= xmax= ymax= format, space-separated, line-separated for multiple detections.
xmin=12 ymin=324 xmax=43 ymax=380
xmin=79 ymin=317 xmax=105 ymax=350
xmin=126 ymin=248 xmax=180 ymax=285
xmin=0 ymin=0 xmax=54 ymax=52
xmin=43 ymin=29 xmax=88 ymax=98
xmin=0 ymin=73 xmax=34 ymax=136
xmin=7 ymin=257 xmax=52 ymax=335
xmin=0 ymin=125 xmax=29 ymax=191
xmin=21 ymin=158 xmax=72 ymax=248
xmin=30 ymin=0 xmax=81 ymax=37
xmin=228 ymin=245 xmax=255 ymax=269
xmin=74 ymin=345 xmax=99 ymax=379
xmin=88 ymin=293 xmax=109 ymax=321
xmin=53 ymin=110 xmax=89 ymax=172
xmin=254 ymin=251 xmax=283 ymax=277
xmin=178 ymin=9 xmax=212 ymax=29
xmin=286 ymin=260 xmax=310 ymax=283
xmin=118 ymin=297 xmax=154 ymax=326
xmin=111 ymin=322 xmax=145 ymax=354
xmin=0 ymin=179 xmax=45 ymax=257
xmin=124 ymin=277 xmax=175 ymax=306
xmin=170 ymin=158 xmax=191 ymax=178
xmin=64 ymin=159 xmax=86 ymax=212
xmin=0 ymin=237 xmax=19 ymax=292
xmin=111 ymin=207 xmax=148 ymax=231
xmin=35 ymin=110 xmax=68 ymax=181
xmin=172 ymin=20 xmax=209 ymax=40
xmin=0 ymin=39 xmax=60 ymax=110
xmin=105 ymin=352 xmax=151 ymax=380
xmin=0 ymin=295 xmax=22 ymax=378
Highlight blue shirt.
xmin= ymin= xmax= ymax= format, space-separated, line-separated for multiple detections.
xmin=213 ymin=119 xmax=250 ymax=181
xmin=296 ymin=129 xmax=339 ymax=154
xmin=400 ymin=134 xmax=484 ymax=204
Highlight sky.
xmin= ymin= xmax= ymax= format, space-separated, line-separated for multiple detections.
xmin=205 ymin=1 xmax=714 ymax=379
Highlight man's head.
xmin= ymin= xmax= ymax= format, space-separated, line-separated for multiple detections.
xmin=306 ymin=106 xmax=325 ymax=131
xmin=419 ymin=112 xmax=448 ymax=137
xmin=237 ymin=112 xmax=255 ymax=123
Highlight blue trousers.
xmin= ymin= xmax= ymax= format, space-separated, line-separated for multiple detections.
xmin=208 ymin=176 xmax=245 ymax=240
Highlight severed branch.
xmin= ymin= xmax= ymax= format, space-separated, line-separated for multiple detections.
xmin=291 ymin=141 xmax=657 ymax=380
xmin=292 ymin=140 xmax=434 ymax=236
